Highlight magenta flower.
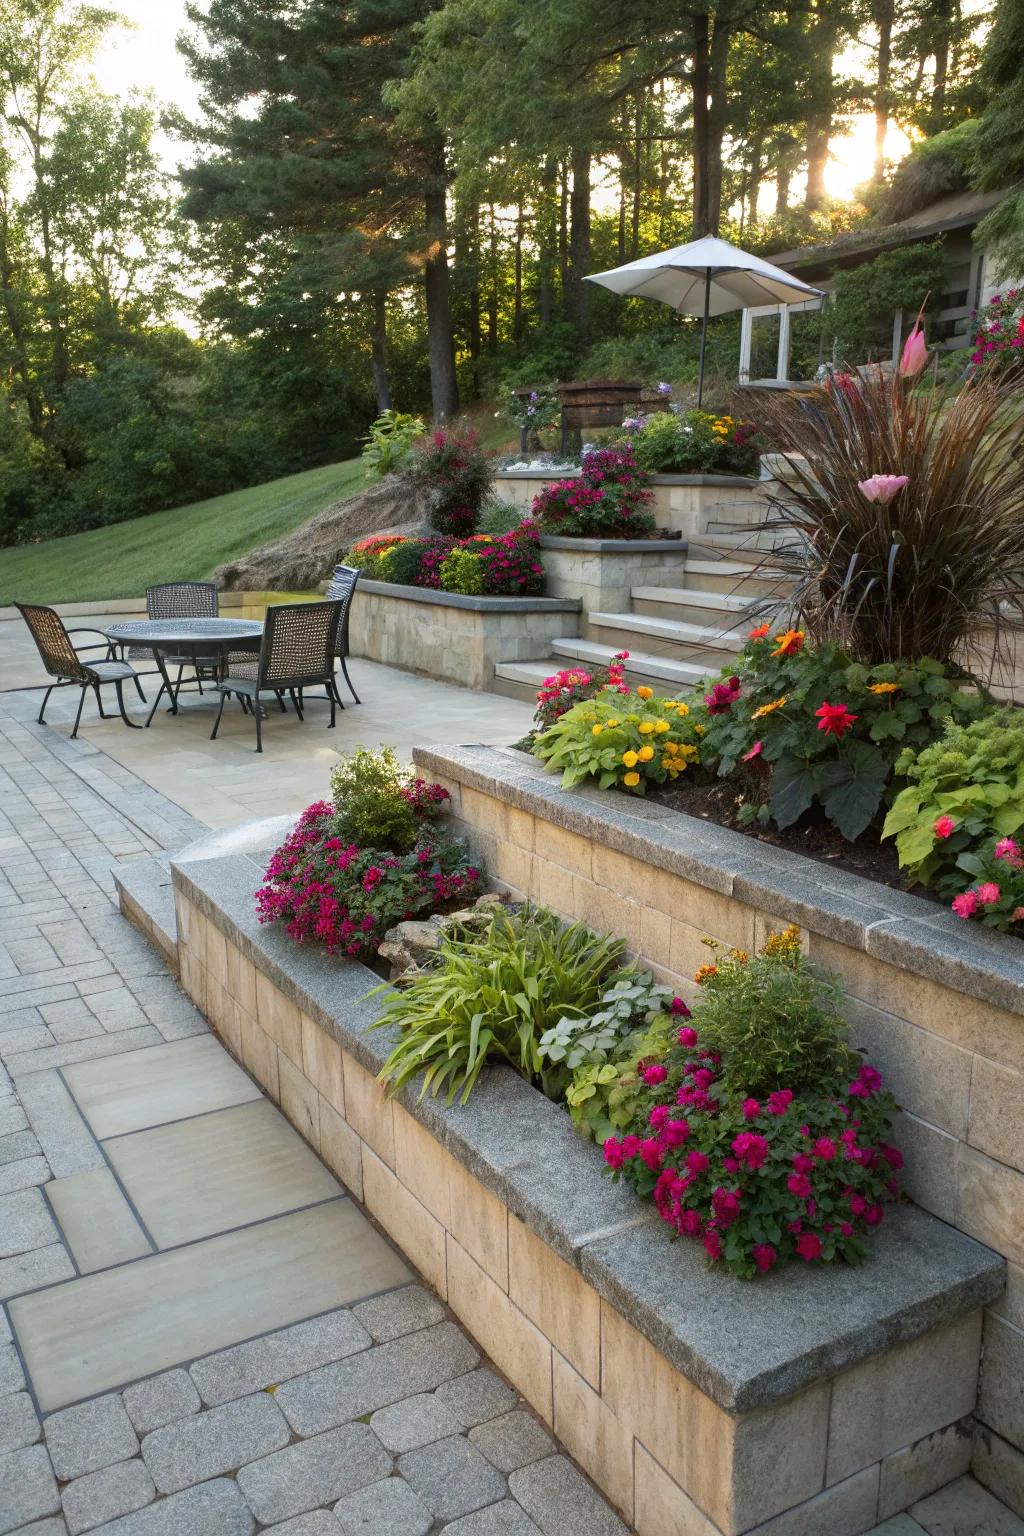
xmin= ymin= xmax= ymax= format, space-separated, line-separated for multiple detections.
xmin=642 ymin=1063 xmax=668 ymax=1085
xmin=933 ymin=815 xmax=956 ymax=840
xmin=951 ymin=890 xmax=979 ymax=919
xmin=899 ymin=325 xmax=928 ymax=378
xmin=977 ymin=881 xmax=1001 ymax=905
xmin=752 ymin=1243 xmax=777 ymax=1273
xmin=677 ymin=1025 xmax=698 ymax=1047
xmin=858 ymin=474 xmax=909 ymax=505
xmin=795 ymin=1231 xmax=823 ymax=1262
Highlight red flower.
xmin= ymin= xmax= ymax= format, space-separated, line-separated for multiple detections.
xmin=795 ymin=1232 xmax=822 ymax=1262
xmin=815 ymin=701 xmax=858 ymax=738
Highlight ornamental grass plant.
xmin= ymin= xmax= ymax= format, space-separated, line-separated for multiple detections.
xmin=750 ymin=365 xmax=1024 ymax=669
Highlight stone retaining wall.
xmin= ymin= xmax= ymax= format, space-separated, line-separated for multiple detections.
xmin=166 ymin=834 xmax=1003 ymax=1536
xmin=539 ymin=538 xmax=687 ymax=624
xmin=412 ymin=743 xmax=1024 ymax=1518
xmin=348 ymin=584 xmax=581 ymax=690
xmin=493 ymin=472 xmax=764 ymax=536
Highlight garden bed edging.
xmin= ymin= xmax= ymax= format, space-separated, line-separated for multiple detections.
xmin=493 ymin=470 xmax=765 ymax=536
xmin=166 ymin=823 xmax=1004 ymax=1536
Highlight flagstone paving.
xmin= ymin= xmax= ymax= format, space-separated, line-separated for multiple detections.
xmin=0 ymin=689 xmax=1021 ymax=1535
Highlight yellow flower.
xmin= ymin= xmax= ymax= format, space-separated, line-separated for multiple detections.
xmin=606 ymin=717 xmax=620 ymax=727
xmin=753 ymin=695 xmax=788 ymax=718
xmin=693 ymin=723 xmax=706 ymax=736
xmin=654 ymin=719 xmax=670 ymax=733
xmin=638 ymin=745 xmax=655 ymax=762
xmin=674 ymin=700 xmax=689 ymax=716
xmin=622 ymin=750 xmax=639 ymax=768
xmin=636 ymin=685 xmax=653 ymax=700
xmin=623 ymin=771 xmax=641 ymax=787
xmin=638 ymin=722 xmax=655 ymax=735
xmin=591 ymin=724 xmax=604 ymax=736
xmin=869 ymin=682 xmax=900 ymax=695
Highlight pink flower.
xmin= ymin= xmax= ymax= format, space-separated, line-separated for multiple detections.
xmin=680 ymin=1208 xmax=703 ymax=1236
xmin=732 ymin=1131 xmax=770 ymax=1170
xmin=995 ymin=837 xmax=1021 ymax=862
xmin=692 ymin=1067 xmax=715 ymax=1091
xmin=858 ymin=474 xmax=909 ymax=505
xmin=899 ymin=324 xmax=928 ymax=378
xmin=795 ymin=1232 xmax=823 ymax=1262
xmin=663 ymin=1119 xmax=690 ymax=1148
xmin=864 ymin=1203 xmax=885 ymax=1227
xmin=648 ymin=1105 xmax=670 ymax=1130
xmin=686 ymin=1149 xmax=710 ymax=1174
xmin=640 ymin=1138 xmax=663 ymax=1170
xmin=703 ymin=1230 xmax=723 ymax=1260
xmin=742 ymin=740 xmax=763 ymax=762
xmin=813 ymin=1137 xmax=837 ymax=1162
xmin=848 ymin=1191 xmax=867 ymax=1216
xmin=603 ymin=1139 xmax=624 ymax=1170
xmin=792 ymin=1152 xmax=815 ymax=1174
xmin=621 ymin=1135 xmax=642 ymax=1159
xmin=752 ymin=1243 xmax=777 ymax=1273
xmin=711 ymin=1187 xmax=742 ymax=1225
xmin=670 ymin=997 xmax=692 ymax=1018
xmin=933 ymin=815 xmax=956 ymax=840
xmin=977 ymin=882 xmax=1001 ymax=906
xmin=767 ymin=1089 xmax=793 ymax=1116
xmin=815 ymin=701 xmax=858 ymax=738
xmin=787 ymin=1172 xmax=813 ymax=1199
xmin=951 ymin=890 xmax=979 ymax=919
xmin=880 ymin=1143 xmax=904 ymax=1170
xmin=741 ymin=1098 xmax=761 ymax=1120
xmin=678 ymin=1025 xmax=698 ymax=1047
xmin=642 ymin=1063 xmax=668 ymax=1085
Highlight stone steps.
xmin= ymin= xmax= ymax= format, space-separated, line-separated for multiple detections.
xmin=630 ymin=584 xmax=773 ymax=630
xmin=586 ymin=610 xmax=743 ymax=672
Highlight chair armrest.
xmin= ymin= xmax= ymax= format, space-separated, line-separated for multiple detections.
xmin=66 ymin=627 xmax=115 ymax=658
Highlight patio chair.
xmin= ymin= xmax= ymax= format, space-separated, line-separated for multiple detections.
xmin=210 ymin=599 xmax=344 ymax=753
xmin=17 ymin=603 xmax=145 ymax=739
xmin=325 ymin=564 xmax=362 ymax=703
xmin=131 ymin=581 xmax=221 ymax=704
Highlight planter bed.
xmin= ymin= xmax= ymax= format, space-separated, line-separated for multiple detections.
xmin=412 ymin=741 xmax=1024 ymax=1519
xmin=493 ymin=470 xmax=764 ymax=536
xmin=161 ymin=821 xmax=1004 ymax=1536
xmin=348 ymin=581 xmax=581 ymax=690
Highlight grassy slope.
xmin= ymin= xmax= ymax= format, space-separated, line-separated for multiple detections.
xmin=1 ymin=458 xmax=365 ymax=607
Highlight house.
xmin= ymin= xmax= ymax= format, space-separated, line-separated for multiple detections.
xmin=738 ymin=187 xmax=1010 ymax=384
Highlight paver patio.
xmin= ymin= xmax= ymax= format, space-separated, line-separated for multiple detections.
xmin=0 ymin=676 xmax=1021 ymax=1536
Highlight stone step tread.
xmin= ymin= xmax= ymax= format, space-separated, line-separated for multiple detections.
xmin=588 ymin=611 xmax=745 ymax=649
xmin=631 ymin=585 xmax=764 ymax=614
xmin=493 ymin=660 xmax=561 ymax=686
xmin=548 ymin=639 xmax=710 ymax=687
xmin=684 ymin=557 xmax=793 ymax=582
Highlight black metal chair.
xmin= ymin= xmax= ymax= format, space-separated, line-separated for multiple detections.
xmin=130 ymin=582 xmax=221 ymax=704
xmin=17 ymin=603 xmax=144 ymax=738
xmin=210 ymin=600 xmax=344 ymax=753
xmin=325 ymin=564 xmax=362 ymax=703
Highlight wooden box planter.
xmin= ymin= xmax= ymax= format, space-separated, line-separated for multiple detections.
xmin=493 ymin=470 xmax=765 ymax=537
xmin=348 ymin=581 xmax=581 ymax=691
xmin=412 ymin=742 xmax=1024 ymax=1521
xmin=161 ymin=816 xmax=1004 ymax=1536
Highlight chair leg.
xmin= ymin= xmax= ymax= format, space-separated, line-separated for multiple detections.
xmin=328 ymin=684 xmax=336 ymax=729
xmin=114 ymin=680 xmax=141 ymax=729
xmin=255 ymin=701 xmax=263 ymax=754
xmin=289 ymin=689 xmax=304 ymax=721
xmin=37 ymin=685 xmax=54 ymax=725
xmin=71 ymin=685 xmax=88 ymax=740
xmin=145 ymin=680 xmax=167 ymax=728
xmin=211 ymin=691 xmax=228 ymax=741
xmin=93 ymin=684 xmax=109 ymax=719
xmin=340 ymin=658 xmax=361 ymax=704
xmin=132 ymin=673 xmax=146 ymax=703
xmin=275 ymin=691 xmax=287 ymax=713
xmin=329 ymin=677 xmax=345 ymax=709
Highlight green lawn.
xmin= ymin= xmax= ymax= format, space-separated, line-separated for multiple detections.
xmin=0 ymin=458 xmax=364 ymax=607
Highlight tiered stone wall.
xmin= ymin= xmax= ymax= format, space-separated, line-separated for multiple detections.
xmin=413 ymin=743 xmax=1024 ymax=1518
xmin=493 ymin=471 xmax=764 ymax=537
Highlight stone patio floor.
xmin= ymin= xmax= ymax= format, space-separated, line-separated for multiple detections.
xmin=0 ymin=676 xmax=1021 ymax=1536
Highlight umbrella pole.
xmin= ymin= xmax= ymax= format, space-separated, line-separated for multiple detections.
xmin=697 ymin=269 xmax=711 ymax=408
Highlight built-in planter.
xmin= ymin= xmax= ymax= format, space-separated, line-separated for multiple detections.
xmin=412 ymin=741 xmax=1024 ymax=1519
xmin=158 ymin=818 xmax=1007 ymax=1536
xmin=540 ymin=536 xmax=687 ymax=619
xmin=493 ymin=469 xmax=765 ymax=536
xmin=348 ymin=581 xmax=581 ymax=691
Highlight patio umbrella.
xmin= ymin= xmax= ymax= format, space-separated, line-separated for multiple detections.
xmin=585 ymin=235 xmax=826 ymax=406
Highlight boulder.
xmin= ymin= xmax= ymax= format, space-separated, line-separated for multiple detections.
xmin=214 ymin=475 xmax=432 ymax=592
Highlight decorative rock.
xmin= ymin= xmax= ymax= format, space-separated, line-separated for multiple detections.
xmin=435 ymin=1370 xmax=517 ymax=1429
xmin=0 ymin=1391 xmax=40 ymax=1453
xmin=0 ymin=1441 xmax=59 ymax=1529
xmin=190 ymin=1311 xmax=372 ymax=1406
xmin=141 ymin=1394 xmax=290 ymax=1494
xmin=122 ymin=1371 xmax=201 ymax=1434
xmin=469 ymin=1413 xmax=554 ymax=1474
xmin=352 ymin=1287 xmax=445 ymax=1344
xmin=235 ymin=1423 xmax=392 ymax=1526
xmin=45 ymin=1395 xmax=139 ymax=1481
xmin=83 ymin=1475 xmax=254 ymax=1535
xmin=440 ymin=1502 xmax=543 ymax=1535
xmin=62 ymin=1458 xmax=156 ymax=1534
xmin=370 ymin=1395 xmax=461 ymax=1453
xmin=334 ymin=1476 xmax=432 ymax=1536
xmin=509 ymin=1457 xmax=629 ymax=1536
xmin=398 ymin=1436 xmax=507 ymax=1522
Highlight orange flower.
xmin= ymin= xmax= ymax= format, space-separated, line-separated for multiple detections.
xmin=748 ymin=623 xmax=770 ymax=640
xmin=771 ymin=629 xmax=805 ymax=658
xmin=694 ymin=964 xmax=718 ymax=985
xmin=868 ymin=681 xmax=900 ymax=695
xmin=752 ymin=695 xmax=788 ymax=718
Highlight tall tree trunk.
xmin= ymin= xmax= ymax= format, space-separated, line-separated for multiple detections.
xmin=369 ymin=289 xmax=392 ymax=412
xmin=564 ymin=144 xmax=591 ymax=337
xmin=513 ymin=203 xmax=524 ymax=343
xmin=692 ymin=12 xmax=729 ymax=235
xmin=538 ymin=157 xmax=557 ymax=324
xmin=558 ymin=161 xmax=569 ymax=296
xmin=423 ymin=140 xmax=458 ymax=422
xmin=873 ymin=0 xmax=894 ymax=181
xmin=747 ymin=140 xmax=763 ymax=228
xmin=631 ymin=91 xmax=643 ymax=256
xmin=804 ymin=0 xmax=838 ymax=211
xmin=487 ymin=204 xmax=499 ymax=353
xmin=776 ymin=161 xmax=791 ymax=215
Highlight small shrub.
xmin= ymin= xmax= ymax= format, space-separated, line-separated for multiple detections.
xmin=947 ymin=836 xmax=1024 ymax=931
xmin=531 ymin=446 xmax=655 ymax=539
xmin=970 ymin=289 xmax=1024 ymax=367
xmin=329 ymin=746 xmax=449 ymax=854
xmin=478 ymin=498 xmax=528 ymax=535
xmin=439 ymin=546 xmax=486 ymax=595
xmin=360 ymin=409 xmax=426 ymax=480
xmin=345 ymin=534 xmax=409 ymax=580
xmin=534 ymin=687 xmax=700 ymax=793
xmin=630 ymin=410 xmax=761 ymax=476
xmin=603 ymin=928 xmax=901 ymax=1279
xmin=375 ymin=905 xmax=631 ymax=1102
xmin=474 ymin=522 xmax=546 ymax=595
xmin=406 ymin=427 xmax=494 ymax=537
xmin=376 ymin=539 xmax=429 ymax=586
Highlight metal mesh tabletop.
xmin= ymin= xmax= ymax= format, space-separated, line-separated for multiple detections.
xmin=105 ymin=619 xmax=263 ymax=648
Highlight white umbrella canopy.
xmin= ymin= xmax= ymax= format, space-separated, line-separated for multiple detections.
xmin=585 ymin=235 xmax=825 ymax=403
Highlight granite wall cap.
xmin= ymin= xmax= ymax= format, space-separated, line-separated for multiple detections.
xmin=539 ymin=536 xmax=685 ymax=552
xmin=357 ymin=582 xmax=581 ymax=614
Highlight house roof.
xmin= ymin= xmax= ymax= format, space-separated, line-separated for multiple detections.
xmin=769 ymin=188 xmax=1008 ymax=279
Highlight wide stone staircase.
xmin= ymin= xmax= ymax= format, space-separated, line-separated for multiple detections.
xmin=493 ymin=532 xmax=798 ymax=703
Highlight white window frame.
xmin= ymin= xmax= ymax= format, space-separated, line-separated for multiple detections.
xmin=738 ymin=296 xmax=825 ymax=383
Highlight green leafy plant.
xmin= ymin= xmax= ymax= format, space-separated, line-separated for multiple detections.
xmin=882 ymin=709 xmax=1024 ymax=890
xmin=329 ymin=746 xmax=449 ymax=854
xmin=375 ymin=906 xmax=630 ymax=1103
xmin=439 ymin=546 xmax=485 ymax=595
xmin=478 ymin=499 xmax=527 ymax=535
xmin=360 ymin=410 xmax=426 ymax=481
xmin=630 ymin=409 xmax=760 ymax=476
xmin=565 ymin=1016 xmax=675 ymax=1143
xmin=534 ymin=686 xmax=700 ymax=793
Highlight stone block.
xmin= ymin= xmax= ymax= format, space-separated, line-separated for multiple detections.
xmin=122 ymin=1371 xmax=201 ymax=1434
xmin=399 ymin=1434 xmax=506 ymax=1522
xmin=448 ymin=1159 xmax=509 ymax=1290
xmin=575 ymin=881 xmax=641 ymax=954
xmin=178 ymin=946 xmax=206 ymax=1015
xmin=190 ymin=1309 xmax=372 ymax=1406
xmin=440 ymin=1500 xmax=542 ymax=1535
xmin=893 ymin=1111 xmax=958 ymax=1225
xmin=435 ymin=1369 xmax=518 ymax=1429
xmin=393 ymin=1104 xmax=455 ymax=1229
xmin=535 ymin=822 xmax=593 ymax=879
xmin=45 ymin=1394 xmax=139 ymax=1481
xmin=632 ymin=1443 xmax=716 ymax=1536
xmin=528 ymin=858 xmax=576 ymax=921
xmin=235 ymin=1422 xmax=392 ymax=1525
xmin=507 ymin=1218 xmax=600 ymax=1388
xmin=334 ymin=1476 xmax=432 ymax=1536
xmin=265 ymin=1513 xmax=344 ymax=1536
xmin=342 ymin=1052 xmax=394 ymax=1169
xmin=910 ymin=1471 xmax=1024 ymax=1534
xmin=877 ymin=1418 xmax=974 ymax=1520
xmin=0 ymin=1186 xmax=58 ymax=1258
xmin=62 ymin=1457 xmax=156 ymax=1534
xmin=215 ymin=992 xmax=243 ymax=1059
xmin=361 ymin=1149 xmax=447 ymax=1299
xmin=743 ymin=1467 xmax=881 ymax=1536
xmin=278 ymin=1052 xmax=320 ymax=1153
xmin=225 ymin=943 xmax=257 ymax=1018
xmin=992 ymin=1262 xmax=1024 ymax=1334
xmin=83 ymin=1475 xmax=256 ymax=1534
xmin=827 ymin=1311 xmax=982 ymax=1484
xmin=639 ymin=906 xmax=673 ymax=969
xmin=0 ymin=1442 xmax=60 ymax=1530
xmin=973 ymin=1426 xmax=1024 ymax=1519
xmin=842 ymin=997 xmax=973 ymax=1140
xmin=979 ymin=1313 xmax=1024 ymax=1454
xmin=301 ymin=1016 xmax=344 ymax=1114
xmin=470 ymin=1410 xmax=554 ymax=1475
xmin=140 ymin=1393 xmax=290 ymax=1494
xmin=319 ymin=1099 xmax=363 ymax=1201
xmin=255 ymin=974 xmax=302 ymax=1066
xmin=239 ymin=1014 xmax=279 ymax=1101
xmin=957 ymin=1144 xmax=1024 ymax=1268
xmin=0 ymin=1391 xmax=39 ymax=1453
xmin=551 ymin=1352 xmax=632 ymax=1522
xmin=446 ymin=1238 xmax=553 ymax=1425
xmin=205 ymin=924 xmax=228 ymax=991
xmin=369 ymin=1394 xmax=461 ymax=1452
xmin=969 ymin=1057 xmax=1024 ymax=1174
xmin=352 ymin=1285 xmax=446 ymax=1344
xmin=509 ymin=1454 xmax=629 ymax=1536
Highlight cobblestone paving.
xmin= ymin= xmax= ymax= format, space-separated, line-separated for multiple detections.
xmin=0 ymin=693 xmax=1020 ymax=1536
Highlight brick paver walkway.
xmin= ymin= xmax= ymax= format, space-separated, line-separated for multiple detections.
xmin=0 ymin=690 xmax=1020 ymax=1536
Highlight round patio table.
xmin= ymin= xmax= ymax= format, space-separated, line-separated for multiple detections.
xmin=104 ymin=617 xmax=263 ymax=728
